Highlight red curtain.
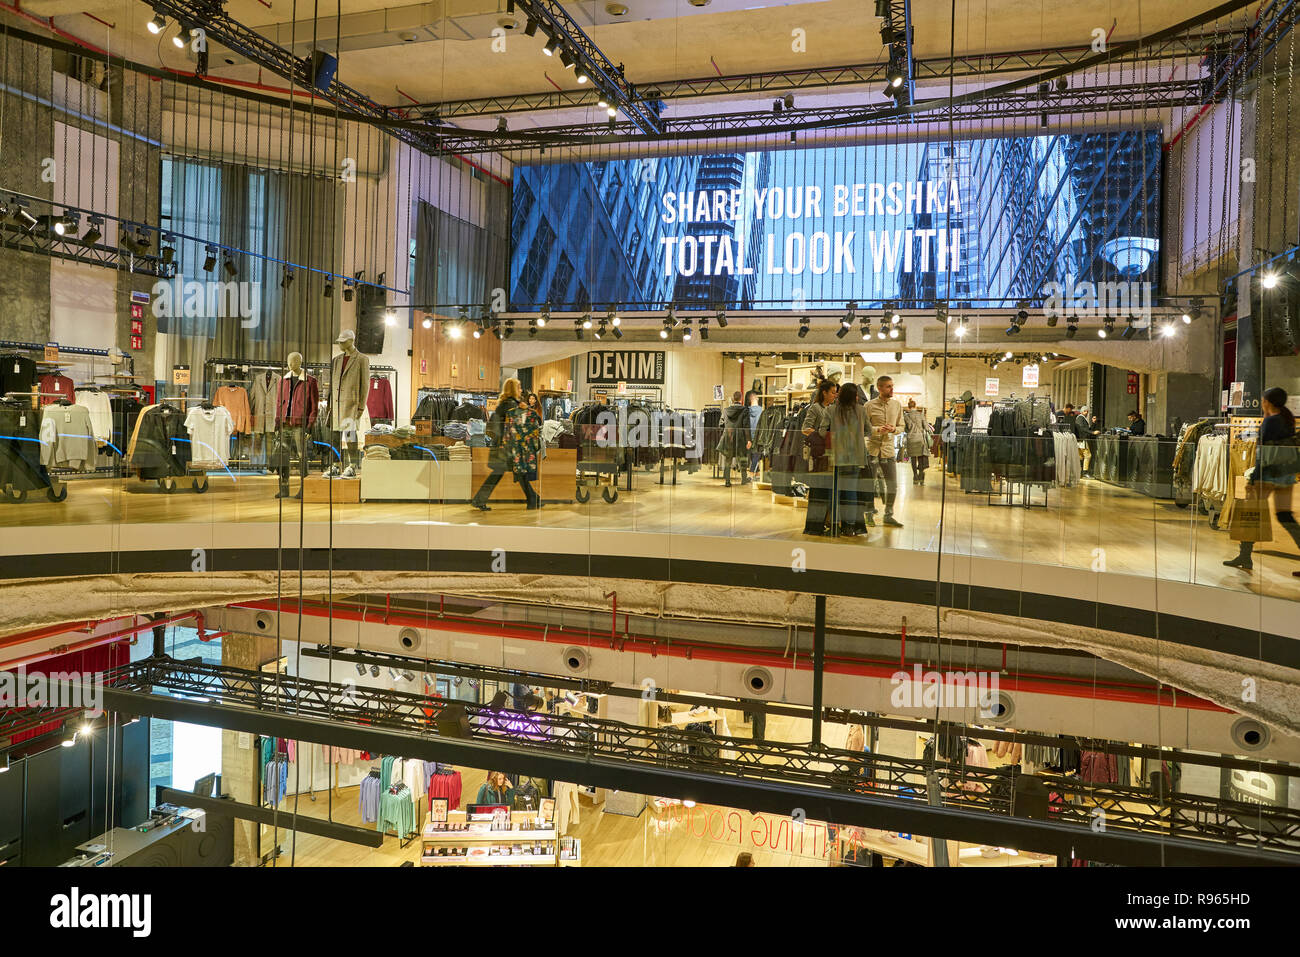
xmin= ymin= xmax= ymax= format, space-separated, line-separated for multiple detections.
xmin=6 ymin=641 xmax=131 ymax=744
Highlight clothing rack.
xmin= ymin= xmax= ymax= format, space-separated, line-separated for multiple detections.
xmin=0 ymin=339 xmax=110 ymax=358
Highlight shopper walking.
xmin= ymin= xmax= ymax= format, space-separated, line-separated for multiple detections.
xmin=801 ymin=379 xmax=837 ymax=535
xmin=717 ymin=390 xmax=750 ymax=486
xmin=902 ymin=397 xmax=933 ymax=485
xmin=1224 ymin=387 xmax=1300 ymax=575
xmin=863 ymin=375 xmax=904 ymax=527
xmin=829 ymin=382 xmax=868 ymax=535
xmin=470 ymin=378 xmax=540 ymax=510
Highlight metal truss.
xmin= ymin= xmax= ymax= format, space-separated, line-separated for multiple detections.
xmin=506 ymin=0 xmax=663 ymax=135
xmin=413 ymin=37 xmax=1222 ymax=120
xmin=77 ymin=657 xmax=1300 ymax=861
xmin=145 ymin=0 xmax=441 ymax=155
xmin=421 ymin=78 xmax=1207 ymax=156
xmin=0 ymin=221 xmax=174 ymax=278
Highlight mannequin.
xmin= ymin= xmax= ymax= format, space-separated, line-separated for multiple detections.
xmin=325 ymin=329 xmax=369 ymax=477
xmin=274 ymin=351 xmax=319 ymax=498
xmin=859 ymin=365 xmax=878 ymax=400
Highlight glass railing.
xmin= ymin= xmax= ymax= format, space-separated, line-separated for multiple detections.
xmin=3 ymin=431 xmax=1298 ymax=605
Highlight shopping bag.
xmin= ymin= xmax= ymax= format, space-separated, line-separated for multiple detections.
xmin=1228 ymin=491 xmax=1273 ymax=543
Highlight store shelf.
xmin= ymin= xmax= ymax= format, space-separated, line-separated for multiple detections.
xmin=422 ymin=825 xmax=558 ymax=841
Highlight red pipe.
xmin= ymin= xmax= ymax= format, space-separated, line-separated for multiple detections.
xmin=0 ymin=611 xmax=204 ymax=670
xmin=0 ymin=615 xmax=135 ymax=652
xmin=235 ymin=599 xmax=1228 ymax=713
xmin=81 ymin=12 xmax=115 ymax=28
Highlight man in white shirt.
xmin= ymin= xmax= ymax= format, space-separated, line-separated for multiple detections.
xmin=863 ymin=375 xmax=905 ymax=527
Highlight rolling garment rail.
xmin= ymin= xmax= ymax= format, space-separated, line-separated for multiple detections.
xmin=0 ymin=391 xmax=72 ymax=502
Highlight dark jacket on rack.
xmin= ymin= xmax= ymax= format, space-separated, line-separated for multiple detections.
xmin=127 ymin=404 xmax=191 ymax=479
xmin=754 ymin=405 xmax=786 ymax=456
xmin=715 ymin=402 xmax=748 ymax=459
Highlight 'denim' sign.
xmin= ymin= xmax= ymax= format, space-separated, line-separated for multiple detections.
xmin=586 ymin=350 xmax=666 ymax=385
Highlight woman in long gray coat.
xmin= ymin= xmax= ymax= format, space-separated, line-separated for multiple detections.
xmin=902 ymin=399 xmax=933 ymax=485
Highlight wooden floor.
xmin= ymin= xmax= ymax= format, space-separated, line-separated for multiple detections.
xmin=8 ymin=463 xmax=1300 ymax=601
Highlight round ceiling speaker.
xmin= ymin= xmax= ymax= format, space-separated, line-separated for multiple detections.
xmin=742 ymin=666 xmax=773 ymax=696
xmin=1231 ymin=717 xmax=1270 ymax=752
xmin=562 ymin=647 xmax=589 ymax=674
xmin=398 ymin=627 xmax=421 ymax=651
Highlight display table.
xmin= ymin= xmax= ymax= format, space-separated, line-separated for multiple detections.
xmin=420 ymin=810 xmax=579 ymax=867
xmin=359 ymin=459 xmax=472 ymax=501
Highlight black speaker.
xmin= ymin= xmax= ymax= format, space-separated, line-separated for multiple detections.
xmin=355 ymin=284 xmax=387 ymax=355
xmin=310 ymin=50 xmax=338 ymax=91
xmin=1259 ymin=285 xmax=1300 ymax=357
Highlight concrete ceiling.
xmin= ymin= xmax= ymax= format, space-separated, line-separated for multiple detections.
xmin=30 ymin=0 xmax=1240 ymax=114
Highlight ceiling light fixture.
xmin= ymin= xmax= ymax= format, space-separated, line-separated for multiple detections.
xmin=281 ymin=268 xmax=295 ymax=288
xmin=202 ymin=245 xmax=217 ymax=272
xmin=81 ymin=219 xmax=102 ymax=246
xmin=797 ymin=317 xmax=810 ymax=339
xmin=538 ymin=304 xmax=549 ymax=327
xmin=147 ymin=13 xmax=167 ymax=34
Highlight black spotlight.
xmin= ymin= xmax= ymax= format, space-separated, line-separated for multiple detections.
xmin=202 ymin=245 xmax=217 ymax=272
xmin=611 ymin=324 xmax=624 ymax=339
xmin=681 ymin=319 xmax=692 ymax=342
xmin=134 ymin=227 xmax=151 ymax=251
xmin=836 ymin=321 xmax=850 ymax=339
xmin=538 ymin=305 xmax=549 ymax=327
xmin=1066 ymin=323 xmax=1078 ymax=339
xmin=716 ymin=310 xmax=727 ymax=328
xmin=660 ymin=320 xmax=671 ymax=339
xmin=281 ymin=268 xmax=295 ymax=288
xmin=581 ymin=313 xmax=592 ymax=330
xmin=81 ymin=219 xmax=102 ymax=246
xmin=574 ymin=320 xmax=584 ymax=340
xmin=160 ymin=238 xmax=175 ymax=265
xmin=343 ymin=280 xmax=354 ymax=302
xmin=52 ymin=213 xmax=78 ymax=237
xmin=559 ymin=48 xmax=574 ymax=69
xmin=542 ymin=36 xmax=559 ymax=55
xmin=524 ymin=17 xmax=538 ymax=36
xmin=1005 ymin=321 xmax=1022 ymax=336
xmin=1120 ymin=316 xmax=1138 ymax=340
xmin=324 ymin=277 xmax=334 ymax=298
xmin=496 ymin=117 xmax=508 ymax=133
xmin=529 ymin=319 xmax=538 ymax=337
xmin=594 ymin=320 xmax=605 ymax=340
xmin=222 ymin=255 xmax=237 ymax=278
xmin=489 ymin=690 xmax=509 ymax=711
xmin=147 ymin=13 xmax=167 ymax=34
xmin=699 ymin=320 xmax=709 ymax=341
xmin=797 ymin=318 xmax=810 ymax=338
xmin=504 ymin=319 xmax=515 ymax=339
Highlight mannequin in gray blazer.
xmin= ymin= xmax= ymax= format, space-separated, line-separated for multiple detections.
xmin=326 ymin=329 xmax=370 ymax=472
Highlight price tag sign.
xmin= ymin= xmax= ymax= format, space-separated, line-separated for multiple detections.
xmin=713 ymin=384 xmax=724 ymax=401
xmin=44 ymin=342 xmax=59 ymax=362
xmin=130 ymin=334 xmax=143 ymax=351
xmin=617 ymin=380 xmax=627 ymax=394
xmin=172 ymin=365 xmax=191 ymax=386
xmin=566 ymin=379 xmax=573 ymax=393
xmin=130 ymin=303 xmax=144 ymax=320
xmin=1021 ymin=364 xmax=1039 ymax=388
xmin=450 ymin=362 xmax=459 ymax=378
xmin=984 ymin=377 xmax=999 ymax=397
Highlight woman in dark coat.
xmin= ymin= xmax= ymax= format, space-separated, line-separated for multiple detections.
xmin=716 ymin=390 xmax=750 ymax=487
xmin=471 ymin=378 xmax=540 ymax=510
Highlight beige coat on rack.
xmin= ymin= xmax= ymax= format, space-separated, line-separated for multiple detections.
xmin=327 ymin=349 xmax=370 ymax=432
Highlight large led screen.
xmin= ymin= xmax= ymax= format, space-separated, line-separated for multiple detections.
xmin=509 ymin=130 xmax=1162 ymax=310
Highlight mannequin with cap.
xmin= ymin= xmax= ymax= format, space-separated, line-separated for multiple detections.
xmin=325 ymin=329 xmax=370 ymax=476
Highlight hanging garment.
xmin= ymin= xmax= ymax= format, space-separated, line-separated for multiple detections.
xmin=212 ymin=385 xmax=252 ymax=434
xmin=74 ymin=390 xmax=113 ymax=444
xmin=0 ymin=399 xmax=48 ymax=492
xmin=249 ymin=371 xmax=277 ymax=434
xmin=0 ymin=353 xmax=38 ymax=398
xmin=553 ymin=781 xmax=581 ymax=834
xmin=37 ymin=373 xmax=76 ymax=406
xmin=427 ymin=769 xmax=463 ymax=811
xmin=359 ymin=773 xmax=381 ymax=823
xmin=1219 ymin=439 xmax=1257 ymax=530
xmin=377 ymin=785 xmax=416 ymax=836
xmin=126 ymin=405 xmax=192 ymax=477
xmin=39 ymin=404 xmax=96 ymax=469
xmin=185 ymin=405 xmax=235 ymax=468
xmin=365 ymin=375 xmax=394 ymax=420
